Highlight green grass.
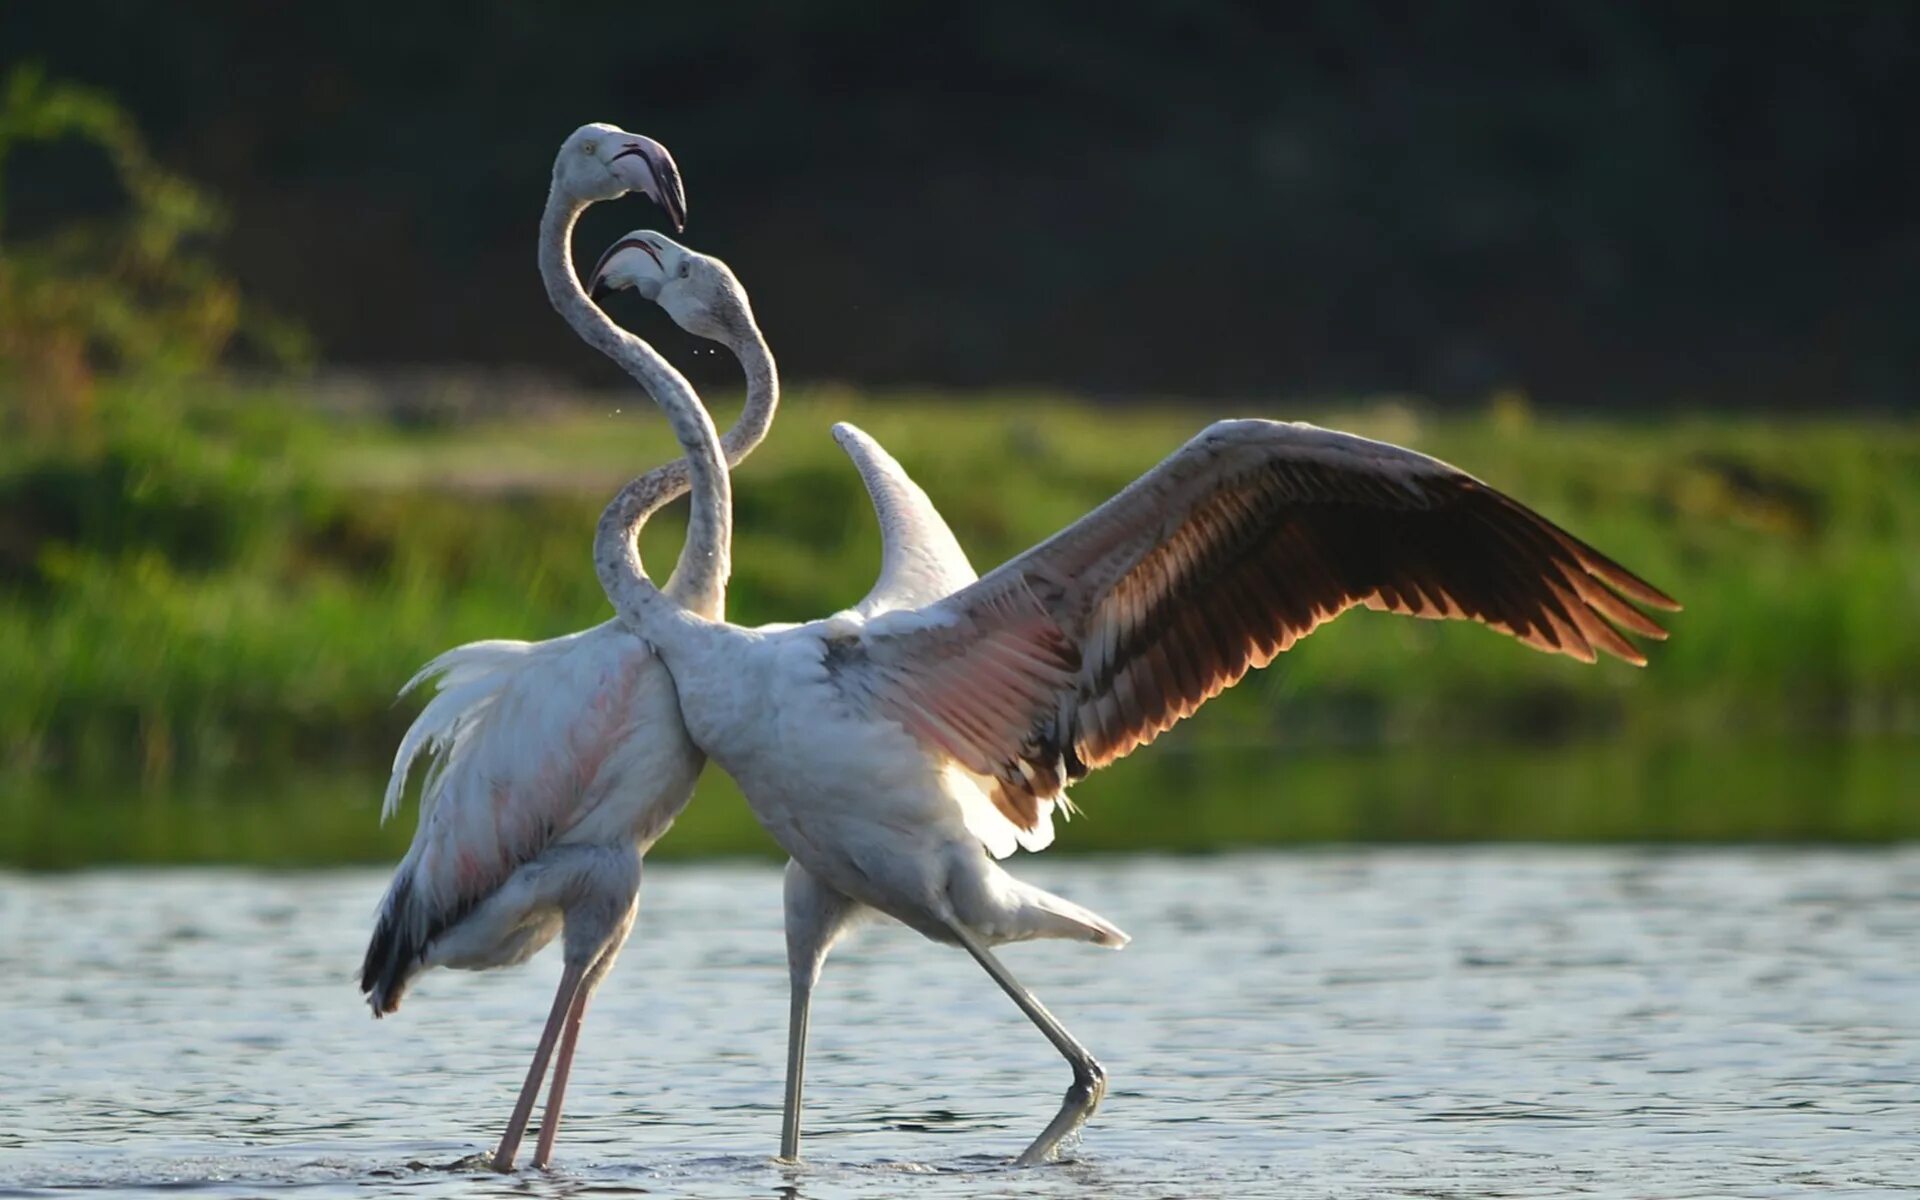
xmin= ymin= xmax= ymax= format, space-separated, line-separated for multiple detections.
xmin=2 ymin=378 xmax=1917 ymax=863
xmin=6 ymin=737 xmax=1916 ymax=869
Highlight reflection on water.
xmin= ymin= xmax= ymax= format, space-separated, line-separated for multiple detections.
xmin=3 ymin=850 xmax=1918 ymax=1197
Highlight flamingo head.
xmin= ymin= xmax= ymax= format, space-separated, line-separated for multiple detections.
xmin=552 ymin=123 xmax=686 ymax=230
xmin=588 ymin=231 xmax=752 ymax=344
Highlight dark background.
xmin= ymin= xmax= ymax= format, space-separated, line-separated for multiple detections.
xmin=7 ymin=1 xmax=1917 ymax=407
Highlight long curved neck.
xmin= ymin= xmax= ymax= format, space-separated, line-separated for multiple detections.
xmin=717 ymin=321 xmax=778 ymax=471
xmin=538 ymin=182 xmax=731 ymax=626
xmin=718 ymin=320 xmax=775 ymax=466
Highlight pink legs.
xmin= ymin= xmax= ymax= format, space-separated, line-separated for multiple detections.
xmin=491 ymin=959 xmax=587 ymax=1172
xmin=530 ymin=985 xmax=593 ymax=1169
xmin=491 ymin=892 xmax=635 ymax=1173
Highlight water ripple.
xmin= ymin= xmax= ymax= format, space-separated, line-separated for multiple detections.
xmin=3 ymin=849 xmax=1918 ymax=1196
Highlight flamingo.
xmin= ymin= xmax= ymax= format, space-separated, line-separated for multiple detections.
xmin=586 ymin=229 xmax=978 ymax=621
xmin=590 ymin=231 xmax=985 ymax=1155
xmin=359 ymin=128 xmax=967 ymax=1173
xmin=578 ymin=229 xmax=1683 ymax=1166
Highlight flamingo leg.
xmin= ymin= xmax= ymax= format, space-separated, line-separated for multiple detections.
xmin=492 ymin=958 xmax=587 ymax=1172
xmin=947 ymin=922 xmax=1107 ymax=1167
xmin=531 ymin=984 xmax=593 ymax=1169
xmin=779 ymin=970 xmax=815 ymax=1160
xmin=532 ymin=901 xmax=636 ymax=1171
xmin=778 ymin=862 xmax=861 ymax=1162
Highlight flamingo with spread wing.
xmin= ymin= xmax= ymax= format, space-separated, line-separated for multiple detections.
xmin=578 ymin=230 xmax=1682 ymax=1165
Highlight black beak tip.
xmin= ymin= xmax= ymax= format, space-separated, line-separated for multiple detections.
xmin=589 ymin=280 xmax=611 ymax=303
xmin=651 ymin=163 xmax=687 ymax=232
xmin=613 ymin=141 xmax=689 ymax=232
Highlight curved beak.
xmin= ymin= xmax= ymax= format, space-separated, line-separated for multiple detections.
xmin=586 ymin=236 xmax=665 ymax=303
xmin=608 ymin=137 xmax=687 ymax=232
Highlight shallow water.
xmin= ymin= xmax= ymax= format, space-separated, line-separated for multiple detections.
xmin=4 ymin=851 xmax=1918 ymax=1198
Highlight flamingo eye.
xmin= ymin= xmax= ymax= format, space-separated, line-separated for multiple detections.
xmin=582 ymin=140 xmax=597 ymax=156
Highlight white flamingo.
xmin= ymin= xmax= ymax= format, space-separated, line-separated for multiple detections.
xmin=579 ymin=230 xmax=1683 ymax=1166
xmin=359 ymin=128 xmax=967 ymax=1173
xmin=587 ymin=229 xmax=978 ymax=620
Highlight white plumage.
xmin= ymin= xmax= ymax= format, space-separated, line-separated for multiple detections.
xmin=360 ymin=132 xmax=973 ymax=1175
xmin=578 ymin=225 xmax=1682 ymax=1165
xmin=359 ymin=123 xmax=692 ymax=1176
xmin=369 ymin=623 xmax=693 ymax=985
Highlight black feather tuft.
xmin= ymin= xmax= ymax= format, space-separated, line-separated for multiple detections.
xmin=360 ymin=873 xmax=426 ymax=1017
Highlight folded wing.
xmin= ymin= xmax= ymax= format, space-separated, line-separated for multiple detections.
xmin=363 ymin=623 xmax=667 ymax=1009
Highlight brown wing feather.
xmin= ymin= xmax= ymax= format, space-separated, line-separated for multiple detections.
xmin=856 ymin=421 xmax=1679 ymax=834
xmin=1047 ymin=465 xmax=1675 ymax=787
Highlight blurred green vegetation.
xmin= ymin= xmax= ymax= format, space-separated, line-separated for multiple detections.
xmin=0 ymin=378 xmax=1916 ymax=864
xmin=0 ymin=66 xmax=306 ymax=440
xmin=9 ymin=738 xmax=1917 ymax=870
xmin=0 ymin=68 xmax=1911 ymax=868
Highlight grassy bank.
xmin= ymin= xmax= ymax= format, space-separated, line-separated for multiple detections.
xmin=6 ymin=737 xmax=1917 ymax=869
xmin=2 ymin=378 xmax=1917 ymax=861
xmin=3 ymin=733 xmax=1920 ymax=864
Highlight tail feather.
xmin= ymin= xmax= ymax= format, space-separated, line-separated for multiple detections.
xmin=396 ymin=638 xmax=533 ymax=698
xmin=367 ymin=634 xmax=583 ymax=1010
xmin=382 ymin=640 xmax=534 ymax=823
xmin=360 ymin=871 xmax=427 ymax=1016
xmin=1008 ymin=880 xmax=1130 ymax=948
xmin=369 ymin=646 xmax=530 ymax=1010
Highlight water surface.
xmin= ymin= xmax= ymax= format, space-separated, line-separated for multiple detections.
xmin=4 ymin=851 xmax=1918 ymax=1197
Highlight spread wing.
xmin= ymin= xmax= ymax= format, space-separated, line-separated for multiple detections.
xmin=846 ymin=419 xmax=1679 ymax=832
xmin=832 ymin=422 xmax=978 ymax=615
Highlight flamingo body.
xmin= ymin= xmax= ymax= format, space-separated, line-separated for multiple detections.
xmin=358 ymin=122 xmax=695 ymax=1173
xmin=579 ymin=231 xmax=1680 ymax=1165
xmin=577 ymin=308 xmax=1679 ymax=1163
xmin=366 ymin=207 xmax=976 ymax=1173
xmin=362 ymin=621 xmax=692 ymax=1011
